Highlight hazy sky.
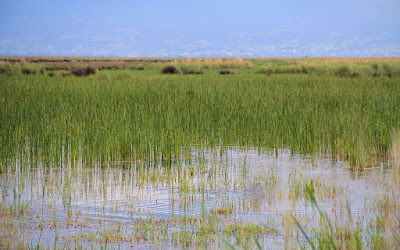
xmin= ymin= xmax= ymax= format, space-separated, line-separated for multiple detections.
xmin=1 ymin=0 xmax=399 ymax=57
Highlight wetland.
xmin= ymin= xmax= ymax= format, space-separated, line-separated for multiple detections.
xmin=0 ymin=57 xmax=400 ymax=249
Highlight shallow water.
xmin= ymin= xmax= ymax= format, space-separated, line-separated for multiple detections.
xmin=0 ymin=147 xmax=398 ymax=248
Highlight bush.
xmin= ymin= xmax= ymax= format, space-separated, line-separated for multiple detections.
xmin=130 ymin=67 xmax=144 ymax=70
xmin=301 ymin=66 xmax=309 ymax=74
xmin=383 ymin=63 xmax=393 ymax=77
xmin=0 ymin=63 xmax=15 ymax=76
xmin=219 ymin=70 xmax=234 ymax=75
xmin=257 ymin=67 xmax=273 ymax=76
xmin=335 ymin=65 xmax=351 ymax=77
xmin=181 ymin=67 xmax=203 ymax=75
xmin=45 ymin=66 xmax=69 ymax=71
xmin=161 ymin=65 xmax=180 ymax=74
xmin=186 ymin=90 xmax=195 ymax=97
xmin=371 ymin=63 xmax=379 ymax=71
xmin=71 ymin=66 xmax=97 ymax=77
xmin=335 ymin=65 xmax=358 ymax=78
xmin=21 ymin=68 xmax=36 ymax=75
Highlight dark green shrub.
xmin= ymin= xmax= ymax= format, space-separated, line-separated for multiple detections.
xmin=161 ymin=65 xmax=180 ymax=74
xmin=371 ymin=63 xmax=379 ymax=71
xmin=186 ymin=90 xmax=195 ymax=97
xmin=130 ymin=67 xmax=144 ymax=70
xmin=181 ymin=68 xmax=203 ymax=75
xmin=21 ymin=68 xmax=36 ymax=75
xmin=45 ymin=66 xmax=69 ymax=71
xmin=383 ymin=63 xmax=393 ymax=77
xmin=71 ymin=66 xmax=97 ymax=77
xmin=372 ymin=72 xmax=380 ymax=77
xmin=335 ymin=65 xmax=353 ymax=77
xmin=0 ymin=64 xmax=14 ymax=76
xmin=219 ymin=70 xmax=233 ymax=75
xmin=301 ymin=66 xmax=309 ymax=74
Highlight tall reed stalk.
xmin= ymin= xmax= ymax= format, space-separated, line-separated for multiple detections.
xmin=1 ymin=59 xmax=399 ymax=168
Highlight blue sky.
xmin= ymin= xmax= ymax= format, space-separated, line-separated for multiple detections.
xmin=1 ymin=0 xmax=399 ymax=57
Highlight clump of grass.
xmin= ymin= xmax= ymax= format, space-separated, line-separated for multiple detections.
xmin=181 ymin=67 xmax=203 ymax=75
xmin=186 ymin=90 xmax=195 ymax=97
xmin=371 ymin=63 xmax=379 ymax=72
xmin=0 ymin=62 xmax=41 ymax=76
xmin=219 ymin=70 xmax=233 ymax=75
xmin=21 ymin=68 xmax=36 ymax=75
xmin=256 ymin=64 xmax=309 ymax=75
xmin=0 ymin=63 xmax=14 ymax=76
xmin=372 ymin=72 xmax=380 ymax=77
xmin=335 ymin=65 xmax=359 ymax=78
xmin=383 ymin=63 xmax=394 ymax=77
xmin=253 ymin=58 xmax=400 ymax=77
xmin=265 ymin=69 xmax=273 ymax=76
xmin=161 ymin=65 xmax=180 ymax=74
xmin=130 ymin=66 xmax=144 ymax=70
xmin=292 ymin=187 xmax=364 ymax=249
xmin=98 ymin=65 xmax=119 ymax=70
xmin=183 ymin=57 xmax=252 ymax=70
xmin=70 ymin=66 xmax=97 ymax=77
xmin=44 ymin=66 xmax=69 ymax=71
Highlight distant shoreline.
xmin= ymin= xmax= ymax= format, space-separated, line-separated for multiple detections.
xmin=1 ymin=56 xmax=399 ymax=63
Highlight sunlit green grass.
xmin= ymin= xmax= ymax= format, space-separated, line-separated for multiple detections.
xmin=1 ymin=58 xmax=400 ymax=168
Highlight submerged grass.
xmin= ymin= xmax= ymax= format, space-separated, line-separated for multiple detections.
xmin=0 ymin=147 xmax=399 ymax=248
xmin=293 ymin=186 xmax=400 ymax=249
xmin=0 ymin=58 xmax=400 ymax=168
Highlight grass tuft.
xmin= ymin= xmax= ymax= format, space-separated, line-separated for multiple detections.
xmin=70 ymin=66 xmax=97 ymax=77
xmin=161 ymin=65 xmax=180 ymax=74
xmin=335 ymin=65 xmax=358 ymax=78
xmin=21 ymin=68 xmax=37 ymax=75
xmin=219 ymin=70 xmax=234 ymax=75
xmin=181 ymin=67 xmax=203 ymax=75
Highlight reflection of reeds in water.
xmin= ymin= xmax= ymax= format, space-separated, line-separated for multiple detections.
xmin=293 ymin=185 xmax=400 ymax=249
xmin=392 ymin=129 xmax=400 ymax=166
xmin=0 ymin=148 xmax=399 ymax=248
xmin=392 ymin=129 xmax=400 ymax=184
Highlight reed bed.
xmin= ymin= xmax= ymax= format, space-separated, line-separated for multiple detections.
xmin=1 ymin=57 xmax=400 ymax=248
xmin=0 ymin=58 xmax=400 ymax=169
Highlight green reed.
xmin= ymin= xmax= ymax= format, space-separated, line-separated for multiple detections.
xmin=1 ymin=59 xmax=400 ymax=168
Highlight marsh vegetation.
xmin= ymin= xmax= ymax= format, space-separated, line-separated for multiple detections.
xmin=0 ymin=57 xmax=399 ymax=248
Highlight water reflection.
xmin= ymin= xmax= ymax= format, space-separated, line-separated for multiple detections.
xmin=0 ymin=148 xmax=398 ymax=248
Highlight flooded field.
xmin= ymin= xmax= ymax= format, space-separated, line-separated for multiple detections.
xmin=1 ymin=57 xmax=400 ymax=248
xmin=1 ymin=147 xmax=399 ymax=249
